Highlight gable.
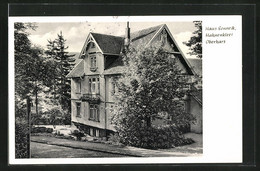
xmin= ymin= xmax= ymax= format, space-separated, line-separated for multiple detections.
xmin=78 ymin=34 xmax=102 ymax=59
xmin=129 ymin=24 xmax=164 ymax=49
xmin=148 ymin=25 xmax=195 ymax=75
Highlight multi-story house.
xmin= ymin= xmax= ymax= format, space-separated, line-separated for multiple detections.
xmin=67 ymin=23 xmax=202 ymax=138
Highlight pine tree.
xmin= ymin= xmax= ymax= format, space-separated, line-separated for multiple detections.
xmin=111 ymin=47 xmax=196 ymax=149
xmin=183 ymin=21 xmax=202 ymax=58
xmin=45 ymin=31 xmax=75 ymax=112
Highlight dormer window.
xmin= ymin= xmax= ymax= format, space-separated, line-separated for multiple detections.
xmin=90 ymin=55 xmax=97 ymax=71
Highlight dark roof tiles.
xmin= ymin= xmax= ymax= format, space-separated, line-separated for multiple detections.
xmin=91 ymin=33 xmax=124 ymax=55
xmin=66 ymin=60 xmax=84 ymax=78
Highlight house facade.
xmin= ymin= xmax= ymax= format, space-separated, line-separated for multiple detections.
xmin=67 ymin=23 xmax=202 ymax=137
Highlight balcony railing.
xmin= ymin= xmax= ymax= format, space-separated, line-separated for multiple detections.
xmin=81 ymin=93 xmax=101 ymax=104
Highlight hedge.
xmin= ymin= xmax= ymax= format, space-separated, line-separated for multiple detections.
xmin=118 ymin=125 xmax=194 ymax=149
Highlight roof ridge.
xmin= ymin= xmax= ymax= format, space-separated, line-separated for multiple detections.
xmin=91 ymin=32 xmax=124 ymax=38
xmin=119 ymin=24 xmax=165 ymax=37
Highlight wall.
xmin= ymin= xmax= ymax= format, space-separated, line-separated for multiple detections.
xmin=189 ymin=96 xmax=202 ymax=133
xmin=105 ymin=76 xmax=117 ymax=131
xmin=71 ymin=40 xmax=108 ymax=131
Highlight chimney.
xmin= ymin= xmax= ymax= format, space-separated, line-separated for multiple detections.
xmin=124 ymin=21 xmax=130 ymax=47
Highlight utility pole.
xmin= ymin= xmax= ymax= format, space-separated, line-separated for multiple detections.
xmin=26 ymin=97 xmax=32 ymax=158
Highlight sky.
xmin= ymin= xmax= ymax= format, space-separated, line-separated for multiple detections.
xmin=28 ymin=21 xmax=197 ymax=58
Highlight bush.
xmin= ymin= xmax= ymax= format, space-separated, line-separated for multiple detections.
xmin=177 ymin=123 xmax=191 ymax=134
xmin=118 ymin=125 xmax=194 ymax=149
xmin=70 ymin=130 xmax=85 ymax=140
xmin=31 ymin=126 xmax=53 ymax=133
xmin=107 ymin=133 xmax=123 ymax=146
xmin=15 ymin=117 xmax=29 ymax=158
xmin=46 ymin=128 xmax=54 ymax=133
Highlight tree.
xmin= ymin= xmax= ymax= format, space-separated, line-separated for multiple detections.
xmin=14 ymin=22 xmax=59 ymax=157
xmin=15 ymin=22 xmax=58 ymax=114
xmin=45 ymin=31 xmax=75 ymax=112
xmin=111 ymin=47 xmax=195 ymax=149
xmin=183 ymin=21 xmax=202 ymax=58
xmin=15 ymin=22 xmax=37 ymax=101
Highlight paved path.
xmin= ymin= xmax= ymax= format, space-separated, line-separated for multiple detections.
xmin=31 ymin=134 xmax=202 ymax=157
xmin=31 ymin=142 xmax=126 ymax=158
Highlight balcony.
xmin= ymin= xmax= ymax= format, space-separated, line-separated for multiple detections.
xmin=81 ymin=93 xmax=101 ymax=104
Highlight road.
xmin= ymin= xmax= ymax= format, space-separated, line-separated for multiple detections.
xmin=31 ymin=142 xmax=127 ymax=158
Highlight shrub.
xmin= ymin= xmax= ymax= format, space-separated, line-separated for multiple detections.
xmin=107 ymin=133 xmax=123 ymax=146
xmin=118 ymin=125 xmax=194 ymax=149
xmin=46 ymin=128 xmax=54 ymax=133
xmin=15 ymin=117 xmax=29 ymax=158
xmin=31 ymin=126 xmax=53 ymax=133
xmin=54 ymin=130 xmax=64 ymax=136
xmin=177 ymin=123 xmax=191 ymax=134
xmin=70 ymin=130 xmax=85 ymax=140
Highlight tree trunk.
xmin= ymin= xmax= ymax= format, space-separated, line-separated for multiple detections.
xmin=146 ymin=117 xmax=151 ymax=127
xmin=35 ymin=88 xmax=38 ymax=116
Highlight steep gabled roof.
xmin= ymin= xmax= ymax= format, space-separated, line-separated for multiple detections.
xmin=66 ymin=60 xmax=84 ymax=78
xmin=74 ymin=24 xmax=195 ymax=76
xmin=91 ymin=33 xmax=124 ymax=55
xmin=129 ymin=24 xmax=164 ymax=49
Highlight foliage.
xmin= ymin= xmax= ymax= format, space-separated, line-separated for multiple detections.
xmin=31 ymin=127 xmax=53 ymax=133
xmin=15 ymin=103 xmax=29 ymax=158
xmin=15 ymin=22 xmax=59 ymax=116
xmin=111 ymin=46 xmax=196 ymax=149
xmin=14 ymin=22 xmax=46 ymax=158
xmin=107 ymin=133 xmax=123 ymax=146
xmin=45 ymin=31 xmax=76 ymax=111
xmin=47 ymin=107 xmax=66 ymax=128
xmin=32 ymin=109 xmax=71 ymax=126
xmin=183 ymin=21 xmax=202 ymax=58
xmin=15 ymin=117 xmax=29 ymax=158
xmin=70 ymin=130 xmax=85 ymax=140
xmin=119 ymin=125 xmax=194 ymax=149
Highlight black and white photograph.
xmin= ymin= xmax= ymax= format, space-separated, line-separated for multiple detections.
xmin=13 ymin=20 xmax=203 ymax=159
xmin=9 ymin=15 xmax=243 ymax=164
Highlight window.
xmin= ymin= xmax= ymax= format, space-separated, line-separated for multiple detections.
xmin=96 ymin=129 xmax=99 ymax=137
xmin=89 ymin=104 xmax=99 ymax=121
xmin=89 ymin=77 xmax=100 ymax=94
xmin=76 ymin=80 xmax=81 ymax=93
xmin=111 ymin=81 xmax=118 ymax=96
xmin=160 ymin=29 xmax=167 ymax=45
xmin=90 ymin=128 xmax=93 ymax=136
xmin=76 ymin=102 xmax=81 ymax=117
xmin=90 ymin=55 xmax=97 ymax=69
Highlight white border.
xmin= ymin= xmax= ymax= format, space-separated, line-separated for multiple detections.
xmin=9 ymin=16 xmax=242 ymax=164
